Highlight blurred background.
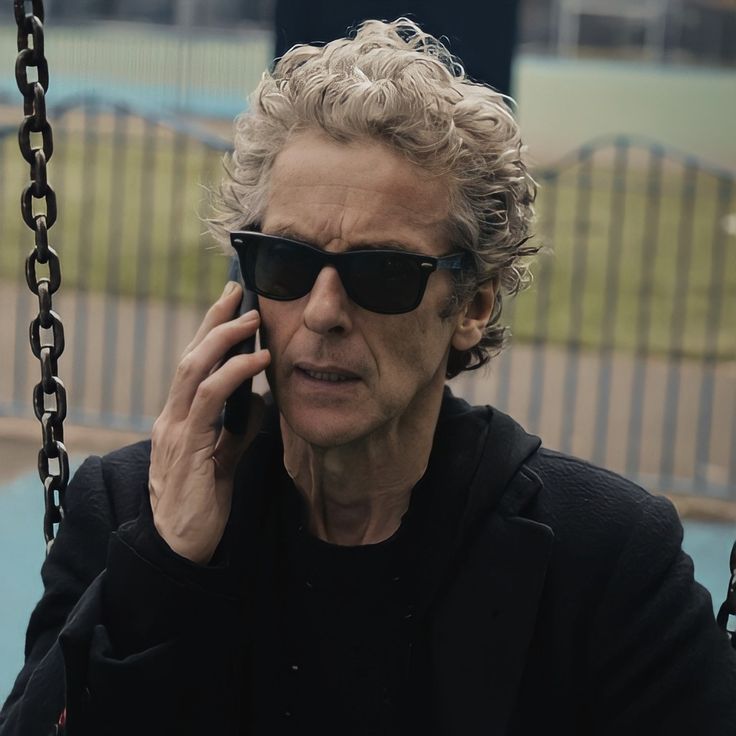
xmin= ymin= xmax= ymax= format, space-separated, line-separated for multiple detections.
xmin=1 ymin=0 xmax=735 ymax=701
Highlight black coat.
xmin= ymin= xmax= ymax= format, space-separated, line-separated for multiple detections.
xmin=1 ymin=393 xmax=735 ymax=735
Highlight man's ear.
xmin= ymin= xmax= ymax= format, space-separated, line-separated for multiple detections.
xmin=451 ymin=281 xmax=496 ymax=352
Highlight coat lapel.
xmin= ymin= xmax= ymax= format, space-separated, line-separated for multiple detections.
xmin=431 ymin=498 xmax=554 ymax=735
xmin=396 ymin=403 xmax=554 ymax=734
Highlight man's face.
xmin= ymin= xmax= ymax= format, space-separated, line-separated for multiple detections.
xmin=259 ymin=130 xmax=472 ymax=449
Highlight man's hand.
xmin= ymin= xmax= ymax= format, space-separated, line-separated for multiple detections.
xmin=148 ymin=281 xmax=271 ymax=564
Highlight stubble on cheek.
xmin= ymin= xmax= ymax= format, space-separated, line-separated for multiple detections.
xmin=379 ymin=310 xmax=450 ymax=388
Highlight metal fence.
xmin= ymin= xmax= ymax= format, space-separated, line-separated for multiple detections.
xmin=1 ymin=99 xmax=734 ymax=501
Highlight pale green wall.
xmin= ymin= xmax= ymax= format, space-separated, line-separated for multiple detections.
xmin=514 ymin=55 xmax=736 ymax=172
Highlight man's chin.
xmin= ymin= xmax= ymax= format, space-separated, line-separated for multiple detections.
xmin=279 ymin=406 xmax=372 ymax=450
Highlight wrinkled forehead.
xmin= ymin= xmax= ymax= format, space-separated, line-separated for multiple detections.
xmin=263 ymin=130 xmax=452 ymax=253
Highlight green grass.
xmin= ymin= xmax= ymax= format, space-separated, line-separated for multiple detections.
xmin=2 ymin=117 xmax=734 ymax=360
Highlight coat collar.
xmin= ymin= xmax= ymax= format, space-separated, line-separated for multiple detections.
xmin=403 ymin=395 xmax=547 ymax=621
xmin=429 ymin=469 xmax=554 ymax=735
xmin=462 ymin=402 xmax=544 ymax=530
xmin=408 ymin=398 xmax=554 ymax=734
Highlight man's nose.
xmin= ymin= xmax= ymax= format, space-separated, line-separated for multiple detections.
xmin=302 ymin=266 xmax=353 ymax=335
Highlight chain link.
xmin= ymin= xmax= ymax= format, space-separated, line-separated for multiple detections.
xmin=14 ymin=0 xmax=68 ymax=551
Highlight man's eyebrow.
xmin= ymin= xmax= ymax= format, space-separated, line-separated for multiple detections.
xmin=266 ymin=227 xmax=413 ymax=252
xmin=267 ymin=226 xmax=306 ymax=241
xmin=344 ymin=240 xmax=412 ymax=252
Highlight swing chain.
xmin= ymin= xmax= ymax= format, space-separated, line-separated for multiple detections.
xmin=15 ymin=0 xmax=68 ymax=551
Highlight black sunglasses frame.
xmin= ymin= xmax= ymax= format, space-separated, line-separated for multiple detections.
xmin=229 ymin=231 xmax=468 ymax=315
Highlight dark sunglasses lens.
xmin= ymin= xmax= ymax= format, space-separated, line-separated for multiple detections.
xmin=247 ymin=239 xmax=319 ymax=299
xmin=345 ymin=252 xmax=423 ymax=313
xmin=238 ymin=235 xmax=430 ymax=313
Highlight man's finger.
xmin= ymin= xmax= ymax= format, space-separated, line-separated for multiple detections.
xmin=186 ymin=349 xmax=271 ymax=431
xmin=182 ymin=281 xmax=243 ymax=358
xmin=165 ymin=311 xmax=261 ymax=421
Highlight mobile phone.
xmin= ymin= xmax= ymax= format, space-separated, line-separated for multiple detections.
xmin=223 ymin=258 xmax=258 ymax=435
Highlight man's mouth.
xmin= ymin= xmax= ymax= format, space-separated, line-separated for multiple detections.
xmin=296 ymin=365 xmax=360 ymax=383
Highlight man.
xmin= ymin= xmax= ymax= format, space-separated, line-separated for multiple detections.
xmin=1 ymin=18 xmax=735 ymax=736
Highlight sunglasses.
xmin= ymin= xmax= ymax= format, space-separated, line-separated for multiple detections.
xmin=229 ymin=231 xmax=469 ymax=315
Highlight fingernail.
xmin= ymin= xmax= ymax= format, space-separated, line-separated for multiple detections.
xmin=239 ymin=309 xmax=258 ymax=321
xmin=222 ymin=281 xmax=237 ymax=297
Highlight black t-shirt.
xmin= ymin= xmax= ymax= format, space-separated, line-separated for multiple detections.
xmin=248 ymin=474 xmax=416 ymax=735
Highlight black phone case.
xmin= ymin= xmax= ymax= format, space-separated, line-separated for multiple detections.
xmin=223 ymin=268 xmax=258 ymax=435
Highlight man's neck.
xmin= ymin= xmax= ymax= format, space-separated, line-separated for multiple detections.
xmin=280 ymin=391 xmax=444 ymax=546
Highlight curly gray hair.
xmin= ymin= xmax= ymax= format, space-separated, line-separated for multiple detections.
xmin=208 ymin=17 xmax=537 ymax=378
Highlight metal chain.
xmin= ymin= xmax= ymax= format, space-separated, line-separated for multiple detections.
xmin=14 ymin=0 xmax=69 ymax=553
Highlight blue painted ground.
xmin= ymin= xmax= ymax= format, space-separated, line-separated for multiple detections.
xmin=1 ymin=466 xmax=734 ymax=704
